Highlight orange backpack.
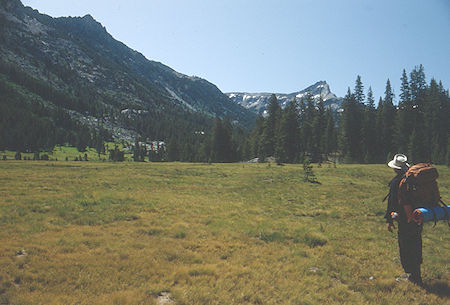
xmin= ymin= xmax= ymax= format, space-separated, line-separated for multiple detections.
xmin=398 ymin=163 xmax=442 ymax=222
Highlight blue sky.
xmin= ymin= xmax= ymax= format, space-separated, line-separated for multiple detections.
xmin=22 ymin=0 xmax=450 ymax=101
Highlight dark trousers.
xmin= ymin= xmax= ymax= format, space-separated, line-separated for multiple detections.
xmin=398 ymin=221 xmax=423 ymax=274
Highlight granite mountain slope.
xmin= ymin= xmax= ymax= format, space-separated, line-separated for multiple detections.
xmin=0 ymin=0 xmax=256 ymax=144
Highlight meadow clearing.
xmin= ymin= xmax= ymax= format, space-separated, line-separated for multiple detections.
xmin=0 ymin=161 xmax=448 ymax=305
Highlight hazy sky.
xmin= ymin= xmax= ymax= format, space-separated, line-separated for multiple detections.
xmin=22 ymin=0 xmax=450 ymax=101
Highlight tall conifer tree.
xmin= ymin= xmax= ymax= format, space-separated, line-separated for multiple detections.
xmin=362 ymin=87 xmax=377 ymax=163
xmin=312 ymin=98 xmax=326 ymax=162
xmin=260 ymin=94 xmax=281 ymax=159
xmin=381 ymin=79 xmax=396 ymax=160
xmin=395 ymin=69 xmax=412 ymax=153
xmin=324 ymin=107 xmax=337 ymax=158
xmin=408 ymin=65 xmax=428 ymax=162
xmin=339 ymin=83 xmax=363 ymax=163
xmin=354 ymin=75 xmax=365 ymax=104
xmin=276 ymin=98 xmax=300 ymax=163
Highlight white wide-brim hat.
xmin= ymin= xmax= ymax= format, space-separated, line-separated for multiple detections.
xmin=387 ymin=154 xmax=410 ymax=169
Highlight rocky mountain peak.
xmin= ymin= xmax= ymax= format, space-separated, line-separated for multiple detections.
xmin=227 ymin=81 xmax=343 ymax=115
xmin=0 ymin=0 xmax=23 ymax=11
xmin=81 ymin=14 xmax=100 ymax=26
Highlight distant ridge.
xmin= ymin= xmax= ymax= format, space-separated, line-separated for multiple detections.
xmin=227 ymin=81 xmax=343 ymax=115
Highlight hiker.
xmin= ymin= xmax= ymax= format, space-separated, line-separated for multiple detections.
xmin=384 ymin=154 xmax=423 ymax=285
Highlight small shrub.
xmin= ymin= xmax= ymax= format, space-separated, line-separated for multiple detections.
xmin=258 ymin=231 xmax=286 ymax=243
xmin=174 ymin=231 xmax=187 ymax=239
xmin=303 ymin=157 xmax=320 ymax=184
xmin=138 ymin=229 xmax=162 ymax=236
xmin=295 ymin=233 xmax=328 ymax=248
xmin=188 ymin=267 xmax=215 ymax=277
xmin=304 ymin=233 xmax=327 ymax=247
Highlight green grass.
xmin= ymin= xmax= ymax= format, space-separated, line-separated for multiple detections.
xmin=0 ymin=161 xmax=448 ymax=304
xmin=0 ymin=143 xmax=133 ymax=162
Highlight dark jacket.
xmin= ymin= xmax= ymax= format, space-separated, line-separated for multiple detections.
xmin=385 ymin=173 xmax=407 ymax=223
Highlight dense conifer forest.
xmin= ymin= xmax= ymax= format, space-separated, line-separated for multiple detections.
xmin=240 ymin=65 xmax=449 ymax=165
xmin=2 ymin=2 xmax=447 ymax=164
xmin=1 ymin=64 xmax=448 ymax=165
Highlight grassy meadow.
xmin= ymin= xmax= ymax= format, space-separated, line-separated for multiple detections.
xmin=0 ymin=161 xmax=449 ymax=304
xmin=1 ymin=144 xmax=132 ymax=162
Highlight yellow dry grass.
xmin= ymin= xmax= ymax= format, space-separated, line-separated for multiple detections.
xmin=0 ymin=161 xmax=448 ymax=304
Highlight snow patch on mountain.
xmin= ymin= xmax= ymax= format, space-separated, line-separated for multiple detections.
xmin=227 ymin=81 xmax=343 ymax=115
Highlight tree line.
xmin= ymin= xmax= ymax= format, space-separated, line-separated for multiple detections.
xmin=340 ymin=65 xmax=448 ymax=164
xmin=2 ymin=61 xmax=448 ymax=165
xmin=236 ymin=65 xmax=449 ymax=165
xmin=134 ymin=116 xmax=244 ymax=163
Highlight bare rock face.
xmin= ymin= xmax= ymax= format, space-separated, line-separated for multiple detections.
xmin=227 ymin=81 xmax=343 ymax=116
xmin=0 ymin=0 xmax=23 ymax=12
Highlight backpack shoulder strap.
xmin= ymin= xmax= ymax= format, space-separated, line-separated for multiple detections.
xmin=439 ymin=199 xmax=450 ymax=227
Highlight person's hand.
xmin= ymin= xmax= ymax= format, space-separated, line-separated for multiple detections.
xmin=387 ymin=222 xmax=396 ymax=233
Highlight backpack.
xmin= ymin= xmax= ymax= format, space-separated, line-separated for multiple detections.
xmin=398 ymin=163 xmax=440 ymax=208
xmin=398 ymin=163 xmax=448 ymax=224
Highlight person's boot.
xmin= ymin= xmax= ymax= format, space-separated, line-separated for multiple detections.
xmin=408 ymin=267 xmax=423 ymax=286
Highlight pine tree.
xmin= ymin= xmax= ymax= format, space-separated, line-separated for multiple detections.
xmin=381 ymin=79 xmax=396 ymax=159
xmin=299 ymin=93 xmax=317 ymax=160
xmin=312 ymin=98 xmax=326 ymax=162
xmin=410 ymin=65 xmax=426 ymax=103
xmin=437 ymin=82 xmax=449 ymax=163
xmin=361 ymin=87 xmax=377 ymax=163
xmin=374 ymin=97 xmax=385 ymax=163
xmin=338 ymin=88 xmax=352 ymax=161
xmin=407 ymin=65 xmax=428 ymax=162
xmin=303 ymin=157 xmax=319 ymax=183
xmin=222 ymin=117 xmax=234 ymax=162
xmin=425 ymin=78 xmax=448 ymax=163
xmin=297 ymin=97 xmax=307 ymax=159
xmin=76 ymin=126 xmax=90 ymax=152
xmin=109 ymin=145 xmax=125 ymax=162
xmin=260 ymin=94 xmax=281 ymax=159
xmin=249 ymin=116 xmax=265 ymax=160
xmin=210 ymin=117 xmax=223 ymax=162
xmin=408 ymin=128 xmax=422 ymax=162
xmin=276 ymin=98 xmax=300 ymax=163
xmin=323 ymin=107 xmax=337 ymax=158
xmin=210 ymin=117 xmax=233 ymax=162
xmin=339 ymin=86 xmax=363 ymax=162
xmin=354 ymin=75 xmax=365 ymax=104
xmin=133 ymin=139 xmax=146 ymax=162
xmin=395 ymin=69 xmax=412 ymax=153
xmin=167 ymin=137 xmax=180 ymax=162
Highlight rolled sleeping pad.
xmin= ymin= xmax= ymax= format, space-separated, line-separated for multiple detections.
xmin=413 ymin=206 xmax=450 ymax=224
